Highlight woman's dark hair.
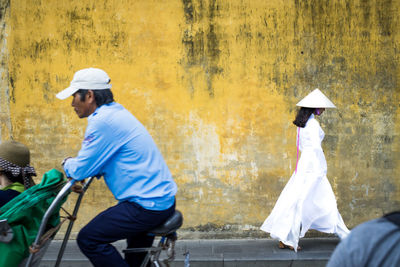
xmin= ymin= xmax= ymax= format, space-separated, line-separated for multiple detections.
xmin=293 ymin=107 xmax=316 ymax=128
xmin=77 ymin=89 xmax=114 ymax=107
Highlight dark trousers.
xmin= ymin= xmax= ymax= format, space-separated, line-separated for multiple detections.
xmin=77 ymin=201 xmax=175 ymax=267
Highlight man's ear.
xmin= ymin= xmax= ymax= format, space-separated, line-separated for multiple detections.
xmin=86 ymin=90 xmax=95 ymax=103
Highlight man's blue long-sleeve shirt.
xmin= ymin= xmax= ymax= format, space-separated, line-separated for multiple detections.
xmin=63 ymin=102 xmax=177 ymax=210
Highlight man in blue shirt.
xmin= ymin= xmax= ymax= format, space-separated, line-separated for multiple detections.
xmin=56 ymin=68 xmax=177 ymax=267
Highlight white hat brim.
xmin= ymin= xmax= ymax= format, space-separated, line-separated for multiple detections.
xmin=56 ymin=86 xmax=80 ymax=100
xmin=296 ymin=88 xmax=336 ymax=108
xmin=56 ymin=84 xmax=112 ymax=100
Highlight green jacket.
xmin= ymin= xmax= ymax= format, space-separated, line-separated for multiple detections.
xmin=0 ymin=169 xmax=68 ymax=267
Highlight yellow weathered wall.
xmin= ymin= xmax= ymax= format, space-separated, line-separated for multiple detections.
xmin=0 ymin=0 xmax=399 ymax=238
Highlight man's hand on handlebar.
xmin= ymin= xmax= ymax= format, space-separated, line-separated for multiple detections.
xmin=68 ymin=178 xmax=86 ymax=194
xmin=62 ymin=157 xmax=84 ymax=193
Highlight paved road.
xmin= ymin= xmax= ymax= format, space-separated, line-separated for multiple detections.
xmin=38 ymin=238 xmax=339 ymax=266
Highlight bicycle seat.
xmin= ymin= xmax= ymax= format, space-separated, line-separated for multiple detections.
xmin=149 ymin=210 xmax=183 ymax=236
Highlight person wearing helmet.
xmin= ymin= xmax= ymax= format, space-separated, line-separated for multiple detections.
xmin=260 ymin=89 xmax=350 ymax=251
xmin=0 ymin=141 xmax=36 ymax=208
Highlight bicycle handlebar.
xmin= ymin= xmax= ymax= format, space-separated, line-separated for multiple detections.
xmin=25 ymin=176 xmax=95 ymax=267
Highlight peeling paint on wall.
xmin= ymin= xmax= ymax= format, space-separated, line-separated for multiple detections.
xmin=0 ymin=0 xmax=12 ymax=141
xmin=1 ymin=0 xmax=400 ymax=238
xmin=181 ymin=0 xmax=223 ymax=97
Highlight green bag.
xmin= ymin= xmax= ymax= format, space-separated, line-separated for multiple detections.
xmin=0 ymin=169 xmax=68 ymax=267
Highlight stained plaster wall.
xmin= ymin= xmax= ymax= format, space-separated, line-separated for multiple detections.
xmin=0 ymin=0 xmax=399 ymax=238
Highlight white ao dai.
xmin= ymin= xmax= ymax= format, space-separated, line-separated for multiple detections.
xmin=260 ymin=114 xmax=349 ymax=250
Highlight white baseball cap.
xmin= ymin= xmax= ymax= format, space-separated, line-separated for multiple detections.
xmin=56 ymin=68 xmax=112 ymax=100
xmin=296 ymin=88 xmax=336 ymax=108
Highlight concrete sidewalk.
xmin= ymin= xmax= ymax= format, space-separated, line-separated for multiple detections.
xmin=39 ymin=238 xmax=338 ymax=267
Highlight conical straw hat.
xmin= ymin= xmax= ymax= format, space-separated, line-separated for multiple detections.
xmin=296 ymin=88 xmax=336 ymax=108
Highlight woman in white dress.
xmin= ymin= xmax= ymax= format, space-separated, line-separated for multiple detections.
xmin=260 ymin=89 xmax=350 ymax=251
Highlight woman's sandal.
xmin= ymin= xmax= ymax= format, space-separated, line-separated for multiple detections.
xmin=278 ymin=241 xmax=302 ymax=251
